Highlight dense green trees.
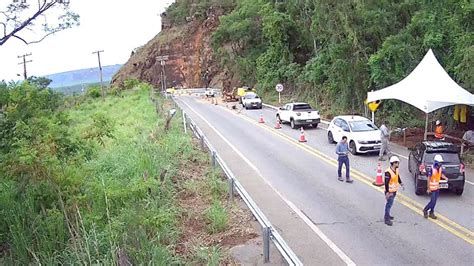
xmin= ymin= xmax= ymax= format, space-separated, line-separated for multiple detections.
xmin=206 ymin=0 xmax=473 ymax=125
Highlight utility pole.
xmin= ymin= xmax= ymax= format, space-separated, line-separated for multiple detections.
xmin=92 ymin=50 xmax=105 ymax=96
xmin=17 ymin=53 xmax=32 ymax=80
xmin=156 ymin=55 xmax=169 ymax=94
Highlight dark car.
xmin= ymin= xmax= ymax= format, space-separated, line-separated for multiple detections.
xmin=408 ymin=141 xmax=465 ymax=195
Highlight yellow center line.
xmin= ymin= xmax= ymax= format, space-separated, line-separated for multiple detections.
xmin=214 ymin=103 xmax=474 ymax=245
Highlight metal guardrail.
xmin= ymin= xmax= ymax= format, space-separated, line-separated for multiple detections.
xmin=172 ymin=97 xmax=303 ymax=266
xmin=174 ymin=88 xmax=222 ymax=97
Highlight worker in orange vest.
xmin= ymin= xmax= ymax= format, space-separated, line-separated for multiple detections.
xmin=434 ymin=120 xmax=444 ymax=140
xmin=384 ymin=156 xmax=404 ymax=226
xmin=423 ymin=154 xmax=448 ymax=219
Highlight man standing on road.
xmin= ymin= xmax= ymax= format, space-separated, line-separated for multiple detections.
xmin=378 ymin=121 xmax=391 ymax=161
xmin=336 ymin=136 xmax=353 ymax=183
xmin=384 ymin=156 xmax=404 ymax=226
xmin=423 ymin=154 xmax=448 ymax=219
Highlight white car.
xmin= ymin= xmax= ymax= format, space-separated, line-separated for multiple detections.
xmin=276 ymin=102 xmax=321 ymax=129
xmin=327 ymin=115 xmax=381 ymax=155
xmin=241 ymin=93 xmax=262 ymax=109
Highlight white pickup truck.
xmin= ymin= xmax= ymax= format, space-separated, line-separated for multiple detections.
xmin=276 ymin=102 xmax=321 ymax=129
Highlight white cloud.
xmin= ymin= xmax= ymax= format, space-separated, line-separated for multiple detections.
xmin=0 ymin=0 xmax=174 ymax=81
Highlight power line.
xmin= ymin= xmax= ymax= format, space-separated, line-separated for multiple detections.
xmin=17 ymin=53 xmax=32 ymax=80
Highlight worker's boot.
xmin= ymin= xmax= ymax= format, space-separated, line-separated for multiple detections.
xmin=346 ymin=178 xmax=354 ymax=183
xmin=429 ymin=212 xmax=437 ymax=219
xmin=388 ymin=215 xmax=394 ymax=220
xmin=423 ymin=210 xmax=428 ymax=218
xmin=384 ymin=219 xmax=393 ymax=226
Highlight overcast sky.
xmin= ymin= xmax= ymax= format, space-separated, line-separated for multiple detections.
xmin=0 ymin=0 xmax=174 ymax=81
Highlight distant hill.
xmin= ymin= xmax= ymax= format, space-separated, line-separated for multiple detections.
xmin=45 ymin=64 xmax=122 ymax=89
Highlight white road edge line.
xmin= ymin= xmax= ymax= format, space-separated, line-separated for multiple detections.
xmin=179 ymin=98 xmax=356 ymax=266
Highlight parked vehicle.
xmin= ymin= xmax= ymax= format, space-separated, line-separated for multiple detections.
xmin=204 ymin=89 xmax=215 ymax=97
xmin=276 ymin=103 xmax=321 ymax=129
xmin=327 ymin=115 xmax=381 ymax=155
xmin=408 ymin=141 xmax=465 ymax=195
xmin=241 ymin=93 xmax=262 ymax=109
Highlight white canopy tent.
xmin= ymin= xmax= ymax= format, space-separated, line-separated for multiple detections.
xmin=367 ymin=49 xmax=474 ymax=139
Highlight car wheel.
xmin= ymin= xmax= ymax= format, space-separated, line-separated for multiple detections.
xmin=245 ymin=104 xmax=248 ymax=110
xmin=349 ymin=141 xmax=358 ymax=155
xmin=290 ymin=119 xmax=296 ymax=129
xmin=414 ymin=174 xmax=424 ymax=195
xmin=312 ymin=123 xmax=319 ymax=128
xmin=328 ymin=131 xmax=335 ymax=144
xmin=455 ymin=188 xmax=464 ymax=196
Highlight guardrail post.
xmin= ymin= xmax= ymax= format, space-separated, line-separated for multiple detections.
xmin=228 ymin=178 xmax=234 ymax=202
xmin=200 ymin=135 xmax=205 ymax=149
xmin=211 ymin=151 xmax=217 ymax=168
xmin=263 ymin=227 xmax=270 ymax=263
xmin=182 ymin=112 xmax=187 ymax=134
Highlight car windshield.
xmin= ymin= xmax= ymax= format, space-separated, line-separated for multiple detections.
xmin=424 ymin=152 xmax=460 ymax=164
xmin=245 ymin=94 xmax=259 ymax=99
xmin=293 ymin=104 xmax=312 ymax=110
xmin=349 ymin=120 xmax=378 ymax=132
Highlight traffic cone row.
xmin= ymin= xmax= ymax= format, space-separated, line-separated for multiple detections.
xmin=373 ymin=162 xmax=384 ymax=186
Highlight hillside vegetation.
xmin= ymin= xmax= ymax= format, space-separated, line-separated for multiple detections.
xmin=0 ymin=81 xmax=255 ymax=264
xmin=167 ymin=0 xmax=473 ymax=127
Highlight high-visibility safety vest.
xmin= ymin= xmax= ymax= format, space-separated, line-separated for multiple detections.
xmin=386 ymin=168 xmax=399 ymax=193
xmin=435 ymin=125 xmax=444 ymax=139
xmin=429 ymin=167 xmax=442 ymax=191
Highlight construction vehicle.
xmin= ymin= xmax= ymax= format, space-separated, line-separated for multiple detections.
xmin=222 ymin=88 xmax=238 ymax=102
xmin=237 ymin=86 xmax=256 ymax=103
xmin=222 ymin=86 xmax=256 ymax=103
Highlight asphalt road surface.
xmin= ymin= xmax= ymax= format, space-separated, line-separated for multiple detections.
xmin=175 ymin=96 xmax=474 ymax=265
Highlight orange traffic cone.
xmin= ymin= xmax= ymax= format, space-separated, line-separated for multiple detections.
xmin=258 ymin=113 xmax=265 ymax=123
xmin=298 ymin=127 xmax=307 ymax=142
xmin=373 ymin=162 xmax=384 ymax=186
xmin=274 ymin=118 xmax=282 ymax=129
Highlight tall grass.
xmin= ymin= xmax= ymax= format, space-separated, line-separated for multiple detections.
xmin=0 ymin=85 xmax=194 ymax=264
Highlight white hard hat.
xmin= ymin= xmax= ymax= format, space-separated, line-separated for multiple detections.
xmin=436 ymin=120 xmax=441 ymax=125
xmin=434 ymin=154 xmax=444 ymax=162
xmin=389 ymin=156 xmax=400 ymax=163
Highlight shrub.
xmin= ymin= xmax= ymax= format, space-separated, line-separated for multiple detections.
xmin=87 ymin=86 xmax=101 ymax=98
xmin=204 ymin=201 xmax=228 ymax=234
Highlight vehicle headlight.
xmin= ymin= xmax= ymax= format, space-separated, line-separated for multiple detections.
xmin=358 ymin=140 xmax=369 ymax=144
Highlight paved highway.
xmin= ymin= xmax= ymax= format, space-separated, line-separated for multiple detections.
xmin=176 ymin=96 xmax=474 ymax=265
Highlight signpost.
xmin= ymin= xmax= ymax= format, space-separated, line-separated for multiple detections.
xmin=276 ymin=83 xmax=284 ymax=104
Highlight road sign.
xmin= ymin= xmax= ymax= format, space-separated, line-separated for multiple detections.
xmin=276 ymin=84 xmax=284 ymax=103
xmin=368 ymin=100 xmax=381 ymax=112
xmin=276 ymin=84 xmax=284 ymax=92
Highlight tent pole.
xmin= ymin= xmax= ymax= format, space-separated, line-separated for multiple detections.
xmin=372 ymin=111 xmax=375 ymax=124
xmin=424 ymin=113 xmax=429 ymax=140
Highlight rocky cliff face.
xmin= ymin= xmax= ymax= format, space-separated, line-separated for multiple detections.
xmin=111 ymin=3 xmax=233 ymax=90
